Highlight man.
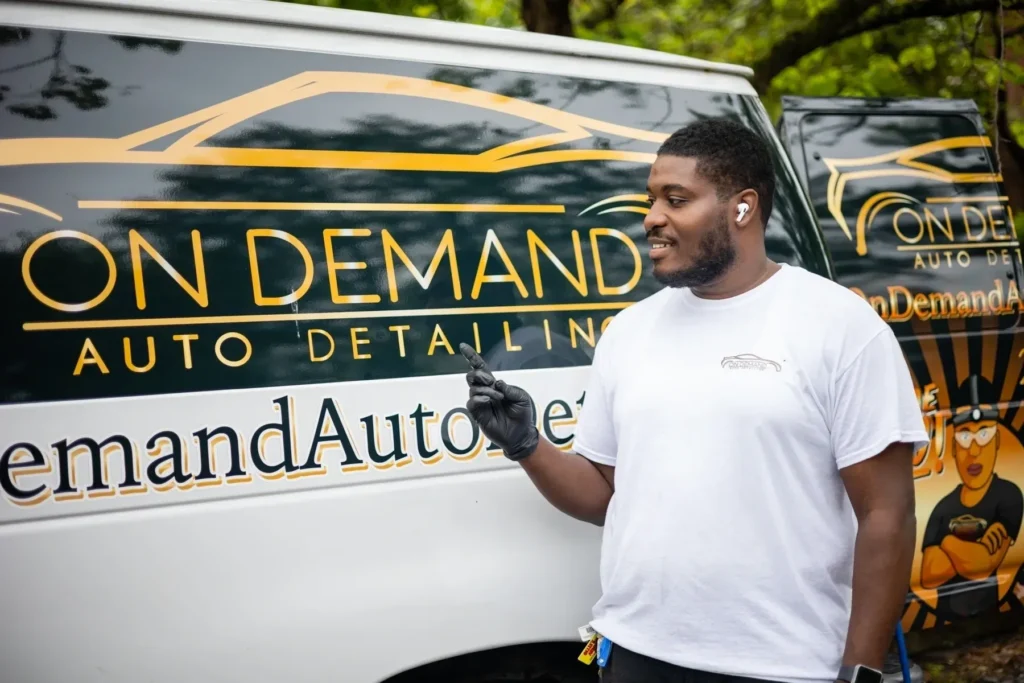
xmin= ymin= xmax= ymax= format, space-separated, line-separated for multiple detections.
xmin=920 ymin=374 xmax=1023 ymax=620
xmin=459 ymin=117 xmax=928 ymax=683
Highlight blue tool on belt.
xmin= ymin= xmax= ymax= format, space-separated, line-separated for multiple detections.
xmin=596 ymin=636 xmax=612 ymax=668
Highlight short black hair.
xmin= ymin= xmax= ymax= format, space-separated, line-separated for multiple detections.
xmin=657 ymin=117 xmax=776 ymax=226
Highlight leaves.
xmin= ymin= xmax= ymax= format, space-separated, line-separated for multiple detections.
xmin=899 ymin=44 xmax=937 ymax=71
xmin=0 ymin=27 xmax=31 ymax=46
xmin=6 ymin=103 xmax=56 ymax=120
xmin=0 ymin=31 xmax=186 ymax=120
xmin=108 ymin=37 xmax=184 ymax=53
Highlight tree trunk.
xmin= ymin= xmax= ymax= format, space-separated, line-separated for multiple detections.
xmin=994 ymin=16 xmax=1024 ymax=221
xmin=521 ymin=0 xmax=574 ymax=36
xmin=997 ymin=131 xmax=1024 ymax=223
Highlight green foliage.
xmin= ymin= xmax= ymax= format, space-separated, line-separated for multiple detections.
xmin=270 ymin=0 xmax=1023 ymax=152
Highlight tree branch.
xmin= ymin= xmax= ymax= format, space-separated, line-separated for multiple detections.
xmin=751 ymin=0 xmax=1024 ymax=93
xmin=996 ymin=84 xmax=1024 ymax=208
xmin=850 ymin=0 xmax=1024 ymax=43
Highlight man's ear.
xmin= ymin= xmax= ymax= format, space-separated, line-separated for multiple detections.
xmin=734 ymin=189 xmax=759 ymax=228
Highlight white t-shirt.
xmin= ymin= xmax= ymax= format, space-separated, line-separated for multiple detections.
xmin=573 ymin=263 xmax=928 ymax=683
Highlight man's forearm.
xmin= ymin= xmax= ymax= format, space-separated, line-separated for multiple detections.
xmin=842 ymin=508 xmax=916 ymax=670
xmin=520 ymin=438 xmax=613 ymax=526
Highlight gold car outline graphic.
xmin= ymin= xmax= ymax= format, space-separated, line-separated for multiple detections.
xmin=0 ymin=71 xmax=670 ymax=222
xmin=820 ymin=135 xmax=1003 ymax=257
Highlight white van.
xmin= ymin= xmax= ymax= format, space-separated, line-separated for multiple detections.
xmin=1 ymin=1 xmax=1018 ymax=682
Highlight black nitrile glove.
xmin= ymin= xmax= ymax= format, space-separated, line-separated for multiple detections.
xmin=460 ymin=343 xmax=539 ymax=462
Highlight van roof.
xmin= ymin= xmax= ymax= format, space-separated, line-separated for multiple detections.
xmin=43 ymin=0 xmax=756 ymax=79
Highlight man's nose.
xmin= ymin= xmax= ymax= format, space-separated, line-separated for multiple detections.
xmin=969 ymin=443 xmax=981 ymax=457
xmin=643 ymin=203 xmax=667 ymax=232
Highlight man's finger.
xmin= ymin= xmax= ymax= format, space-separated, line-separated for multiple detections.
xmin=495 ymin=380 xmax=525 ymax=402
xmin=470 ymin=386 xmax=504 ymax=402
xmin=468 ymin=394 xmax=495 ymax=412
xmin=460 ymin=342 xmax=488 ymax=371
xmin=467 ymin=368 xmax=494 ymax=387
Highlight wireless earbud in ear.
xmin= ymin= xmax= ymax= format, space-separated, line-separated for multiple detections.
xmin=736 ymin=202 xmax=750 ymax=222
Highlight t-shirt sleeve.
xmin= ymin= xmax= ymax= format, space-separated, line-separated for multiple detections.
xmin=829 ymin=325 xmax=929 ymax=470
xmin=921 ymin=497 xmax=950 ymax=550
xmin=572 ymin=338 xmax=618 ymax=467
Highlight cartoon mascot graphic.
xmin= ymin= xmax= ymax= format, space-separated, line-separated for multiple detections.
xmin=920 ymin=374 xmax=1024 ymax=620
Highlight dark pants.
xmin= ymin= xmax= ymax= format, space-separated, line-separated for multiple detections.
xmin=600 ymin=643 xmax=787 ymax=683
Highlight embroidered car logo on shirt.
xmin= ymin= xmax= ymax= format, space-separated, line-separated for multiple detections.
xmin=720 ymin=354 xmax=782 ymax=372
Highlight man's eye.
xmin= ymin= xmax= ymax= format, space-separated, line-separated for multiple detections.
xmin=668 ymin=197 xmax=686 ymax=206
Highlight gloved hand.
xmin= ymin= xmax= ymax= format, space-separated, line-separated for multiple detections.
xmin=459 ymin=343 xmax=539 ymax=461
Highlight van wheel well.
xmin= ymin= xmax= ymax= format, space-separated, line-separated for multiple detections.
xmin=379 ymin=641 xmax=597 ymax=683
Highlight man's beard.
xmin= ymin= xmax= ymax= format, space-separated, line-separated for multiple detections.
xmin=653 ymin=211 xmax=736 ymax=289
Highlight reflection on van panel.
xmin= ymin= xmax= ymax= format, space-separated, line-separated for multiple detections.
xmin=0 ymin=71 xmax=668 ymax=175
xmin=822 ymin=136 xmax=1003 ymax=256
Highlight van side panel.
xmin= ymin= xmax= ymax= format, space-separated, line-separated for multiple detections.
xmin=0 ymin=20 xmax=825 ymax=683
xmin=780 ymin=97 xmax=1024 ymax=634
